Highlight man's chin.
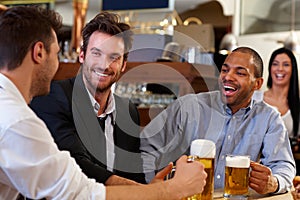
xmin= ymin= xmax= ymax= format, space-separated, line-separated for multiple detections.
xmin=95 ymin=83 xmax=112 ymax=93
xmin=221 ymin=95 xmax=234 ymax=105
xmin=96 ymin=86 xmax=111 ymax=93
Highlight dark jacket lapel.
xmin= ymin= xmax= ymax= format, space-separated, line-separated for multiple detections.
xmin=72 ymin=74 xmax=107 ymax=164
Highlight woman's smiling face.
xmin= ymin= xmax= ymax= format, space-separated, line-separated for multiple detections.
xmin=270 ymin=53 xmax=292 ymax=87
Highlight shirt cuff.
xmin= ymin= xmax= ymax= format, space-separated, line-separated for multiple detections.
xmin=273 ymin=174 xmax=290 ymax=194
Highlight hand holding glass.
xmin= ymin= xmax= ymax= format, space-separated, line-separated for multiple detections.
xmin=183 ymin=139 xmax=216 ymax=200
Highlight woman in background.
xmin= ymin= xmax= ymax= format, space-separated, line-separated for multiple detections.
xmin=254 ymin=47 xmax=300 ymax=172
xmin=264 ymin=48 xmax=300 ymax=140
xmin=254 ymin=47 xmax=300 ymax=174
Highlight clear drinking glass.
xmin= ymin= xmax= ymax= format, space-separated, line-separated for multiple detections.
xmin=223 ymin=155 xmax=250 ymax=199
xmin=183 ymin=139 xmax=216 ymax=200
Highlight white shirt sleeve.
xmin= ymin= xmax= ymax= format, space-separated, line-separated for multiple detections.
xmin=0 ymin=113 xmax=106 ymax=199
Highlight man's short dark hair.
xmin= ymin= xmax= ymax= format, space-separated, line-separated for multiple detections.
xmin=0 ymin=6 xmax=62 ymax=70
xmin=81 ymin=11 xmax=133 ymax=61
xmin=232 ymin=47 xmax=263 ymax=78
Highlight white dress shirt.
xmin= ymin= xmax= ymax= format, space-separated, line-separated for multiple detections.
xmin=0 ymin=73 xmax=105 ymax=199
xmin=86 ymin=88 xmax=116 ymax=171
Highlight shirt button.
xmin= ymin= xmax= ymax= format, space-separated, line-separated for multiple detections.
xmin=217 ymin=175 xmax=221 ymax=179
xmin=221 ymin=155 xmax=224 ymax=159
xmin=228 ymin=135 xmax=231 ymax=140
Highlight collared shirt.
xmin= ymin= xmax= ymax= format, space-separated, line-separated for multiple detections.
xmin=0 ymin=74 xmax=105 ymax=199
xmin=86 ymin=87 xmax=116 ymax=171
xmin=140 ymin=90 xmax=295 ymax=194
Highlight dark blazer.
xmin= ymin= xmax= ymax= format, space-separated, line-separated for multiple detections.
xmin=30 ymin=75 xmax=145 ymax=183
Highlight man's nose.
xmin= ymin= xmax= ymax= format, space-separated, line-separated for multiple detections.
xmin=223 ymin=70 xmax=235 ymax=80
xmin=99 ymin=56 xmax=112 ymax=70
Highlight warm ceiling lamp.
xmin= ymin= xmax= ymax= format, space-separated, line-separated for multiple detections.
xmin=284 ymin=31 xmax=300 ymax=53
xmin=284 ymin=0 xmax=300 ymax=53
xmin=219 ymin=15 xmax=238 ymax=55
xmin=219 ymin=33 xmax=238 ymax=55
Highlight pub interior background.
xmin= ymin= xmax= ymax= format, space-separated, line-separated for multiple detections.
xmin=53 ymin=0 xmax=300 ymax=90
xmin=3 ymin=0 xmax=300 ymax=86
xmin=2 ymin=0 xmax=300 ymax=122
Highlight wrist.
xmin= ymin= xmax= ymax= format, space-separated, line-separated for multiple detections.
xmin=166 ymin=179 xmax=185 ymax=200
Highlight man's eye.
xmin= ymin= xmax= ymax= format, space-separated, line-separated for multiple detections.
xmin=111 ymin=56 xmax=120 ymax=61
xmin=92 ymin=52 xmax=101 ymax=56
xmin=237 ymin=72 xmax=246 ymax=76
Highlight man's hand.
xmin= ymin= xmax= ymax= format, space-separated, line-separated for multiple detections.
xmin=292 ymin=176 xmax=300 ymax=200
xmin=150 ymin=162 xmax=174 ymax=183
xmin=249 ymin=161 xmax=278 ymax=194
xmin=169 ymin=155 xmax=207 ymax=199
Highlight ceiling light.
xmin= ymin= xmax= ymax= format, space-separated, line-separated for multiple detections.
xmin=219 ymin=33 xmax=238 ymax=55
xmin=284 ymin=30 xmax=300 ymax=53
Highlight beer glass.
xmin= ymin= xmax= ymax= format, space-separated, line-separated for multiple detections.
xmin=183 ymin=139 xmax=216 ymax=200
xmin=224 ymin=155 xmax=250 ymax=199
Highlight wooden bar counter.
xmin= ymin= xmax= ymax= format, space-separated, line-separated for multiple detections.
xmin=54 ymin=61 xmax=218 ymax=95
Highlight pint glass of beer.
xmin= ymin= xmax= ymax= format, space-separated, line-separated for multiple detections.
xmin=183 ymin=139 xmax=216 ymax=200
xmin=224 ymin=155 xmax=250 ymax=199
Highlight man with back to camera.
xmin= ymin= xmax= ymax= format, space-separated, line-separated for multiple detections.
xmin=140 ymin=46 xmax=296 ymax=195
xmin=0 ymin=6 xmax=208 ymax=199
xmin=30 ymin=11 xmax=146 ymax=185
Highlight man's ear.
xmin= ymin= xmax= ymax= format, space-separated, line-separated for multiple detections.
xmin=254 ymin=77 xmax=264 ymax=90
xmin=79 ymin=50 xmax=85 ymax=63
xmin=121 ymin=60 xmax=127 ymax=72
xmin=32 ymin=41 xmax=45 ymax=64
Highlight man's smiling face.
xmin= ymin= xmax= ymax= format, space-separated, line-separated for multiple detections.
xmin=80 ymin=31 xmax=126 ymax=94
xmin=218 ymin=51 xmax=262 ymax=114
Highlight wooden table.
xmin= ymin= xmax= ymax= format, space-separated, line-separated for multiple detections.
xmin=213 ymin=188 xmax=293 ymax=199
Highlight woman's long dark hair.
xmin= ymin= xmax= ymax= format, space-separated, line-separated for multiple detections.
xmin=267 ymin=47 xmax=300 ymax=137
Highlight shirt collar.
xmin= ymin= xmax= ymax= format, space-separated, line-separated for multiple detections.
xmin=221 ymin=96 xmax=253 ymax=116
xmin=85 ymin=86 xmax=116 ymax=121
xmin=0 ymin=73 xmax=27 ymax=104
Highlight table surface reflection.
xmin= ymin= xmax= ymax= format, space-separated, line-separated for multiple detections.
xmin=213 ymin=188 xmax=293 ymax=199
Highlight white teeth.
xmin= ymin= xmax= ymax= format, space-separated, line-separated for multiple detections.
xmin=94 ymin=71 xmax=108 ymax=77
xmin=276 ymin=74 xmax=284 ymax=78
xmin=224 ymin=85 xmax=236 ymax=91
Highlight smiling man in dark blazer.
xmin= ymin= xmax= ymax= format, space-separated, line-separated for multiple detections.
xmin=30 ymin=12 xmax=145 ymax=185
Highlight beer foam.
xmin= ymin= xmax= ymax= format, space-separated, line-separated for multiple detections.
xmin=190 ymin=139 xmax=216 ymax=158
xmin=226 ymin=155 xmax=250 ymax=168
